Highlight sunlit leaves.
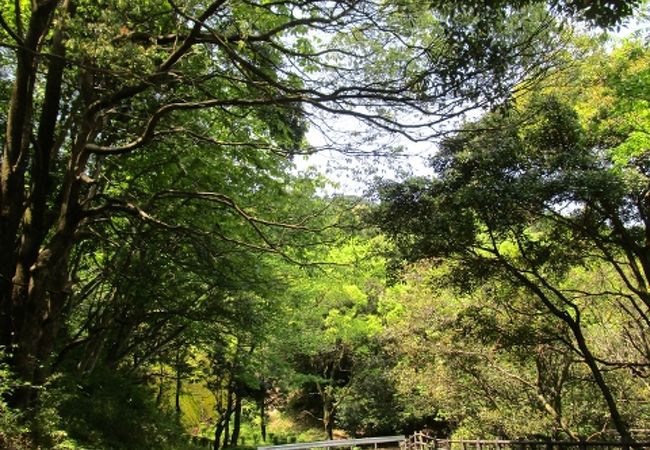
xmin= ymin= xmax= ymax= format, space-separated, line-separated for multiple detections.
xmin=372 ymin=39 xmax=650 ymax=440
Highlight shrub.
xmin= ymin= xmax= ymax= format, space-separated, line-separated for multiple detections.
xmin=0 ymin=349 xmax=32 ymax=450
xmin=55 ymin=366 xmax=188 ymax=449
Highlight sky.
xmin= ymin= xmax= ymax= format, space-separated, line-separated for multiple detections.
xmin=293 ymin=9 xmax=649 ymax=197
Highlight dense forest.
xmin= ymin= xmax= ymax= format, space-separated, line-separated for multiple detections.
xmin=0 ymin=0 xmax=649 ymax=449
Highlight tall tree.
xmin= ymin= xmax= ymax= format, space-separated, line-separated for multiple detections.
xmin=374 ymin=41 xmax=650 ymax=443
xmin=0 ymin=0 xmax=638 ymax=411
xmin=380 ymin=260 xmax=645 ymax=439
xmin=265 ymin=235 xmax=386 ymax=439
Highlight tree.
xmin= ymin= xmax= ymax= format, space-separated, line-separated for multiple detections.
xmin=0 ymin=0 xmax=638 ymax=416
xmin=379 ymin=260 xmax=644 ymax=439
xmin=264 ymin=235 xmax=386 ymax=439
xmin=373 ymin=40 xmax=650 ymax=443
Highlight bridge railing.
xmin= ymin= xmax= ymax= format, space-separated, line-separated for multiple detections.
xmin=258 ymin=435 xmax=406 ymax=450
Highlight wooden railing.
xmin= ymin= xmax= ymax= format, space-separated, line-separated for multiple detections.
xmin=400 ymin=432 xmax=650 ymax=450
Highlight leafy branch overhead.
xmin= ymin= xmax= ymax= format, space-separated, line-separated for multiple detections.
xmin=0 ymin=0 xmax=645 ymax=447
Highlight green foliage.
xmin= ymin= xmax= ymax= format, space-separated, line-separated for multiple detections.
xmin=373 ymin=40 xmax=650 ymax=440
xmin=258 ymin=235 xmax=391 ymax=436
xmin=0 ymin=355 xmax=85 ymax=449
xmin=264 ymin=410 xmax=326 ymax=444
xmin=379 ymin=261 xmax=637 ymax=439
xmin=0 ymin=0 xmax=643 ymax=447
xmin=425 ymin=0 xmax=642 ymax=28
xmin=0 ymin=352 xmax=31 ymax=450
xmin=54 ymin=367 xmax=188 ymax=450
xmin=335 ymin=346 xmax=403 ymax=436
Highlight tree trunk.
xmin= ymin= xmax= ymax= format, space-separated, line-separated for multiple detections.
xmin=258 ymin=388 xmax=267 ymax=441
xmin=323 ymin=393 xmax=335 ymax=440
xmin=316 ymin=374 xmax=338 ymax=441
xmin=214 ymin=383 xmax=234 ymax=450
xmin=512 ymin=269 xmax=634 ymax=444
xmin=156 ymin=364 xmax=165 ymax=406
xmin=570 ymin=320 xmax=633 ymax=443
xmin=224 ymin=385 xmax=233 ymax=447
xmin=231 ymin=391 xmax=242 ymax=447
xmin=1 ymin=0 xmax=63 ymax=409
xmin=176 ymin=350 xmax=182 ymax=415
xmin=214 ymin=416 xmax=225 ymax=450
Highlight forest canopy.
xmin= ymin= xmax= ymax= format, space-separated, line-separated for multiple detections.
xmin=0 ymin=0 xmax=647 ymax=449
xmin=374 ymin=38 xmax=650 ymax=443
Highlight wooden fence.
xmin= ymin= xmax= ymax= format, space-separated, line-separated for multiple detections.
xmin=401 ymin=432 xmax=650 ymax=450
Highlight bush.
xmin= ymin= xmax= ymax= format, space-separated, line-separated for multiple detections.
xmin=0 ymin=349 xmax=33 ymax=450
xmin=55 ymin=367 xmax=188 ymax=450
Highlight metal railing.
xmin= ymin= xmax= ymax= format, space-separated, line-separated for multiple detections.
xmin=258 ymin=435 xmax=406 ymax=450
